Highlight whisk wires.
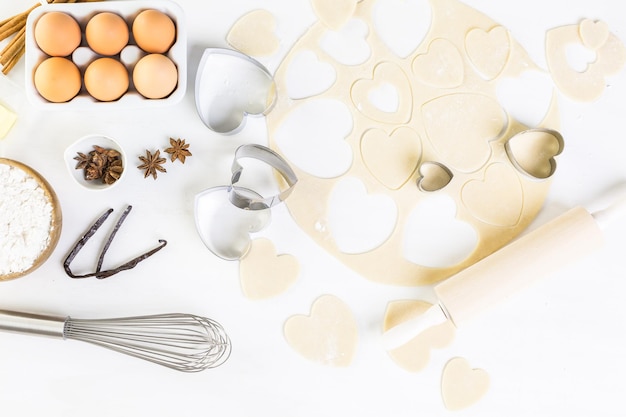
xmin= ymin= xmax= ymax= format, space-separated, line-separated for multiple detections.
xmin=63 ymin=313 xmax=231 ymax=372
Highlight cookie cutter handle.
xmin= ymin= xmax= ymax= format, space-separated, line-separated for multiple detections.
xmin=229 ymin=144 xmax=298 ymax=210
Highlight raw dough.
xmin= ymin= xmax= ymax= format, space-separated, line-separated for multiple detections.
xmin=226 ymin=10 xmax=280 ymax=56
xmin=383 ymin=300 xmax=455 ymax=373
xmin=284 ymin=294 xmax=358 ymax=367
xmin=267 ymin=0 xmax=559 ymax=286
xmin=239 ymin=238 xmax=299 ymax=299
xmin=441 ymin=357 xmax=490 ymax=411
xmin=546 ymin=20 xmax=626 ymax=102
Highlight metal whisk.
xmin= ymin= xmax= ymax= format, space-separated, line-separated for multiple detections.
xmin=0 ymin=310 xmax=231 ymax=372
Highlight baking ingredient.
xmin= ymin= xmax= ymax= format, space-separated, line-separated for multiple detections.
xmin=64 ymin=205 xmax=167 ymax=279
xmin=239 ymin=238 xmax=299 ymax=299
xmin=0 ymin=1 xmax=99 ymax=74
xmin=85 ymin=12 xmax=129 ymax=56
xmin=0 ymin=103 xmax=17 ymax=139
xmin=226 ymin=10 xmax=279 ymax=56
xmin=138 ymin=149 xmax=167 ymax=179
xmin=84 ymin=58 xmax=129 ymax=102
xmin=33 ymin=57 xmax=81 ymax=103
xmin=164 ymin=137 xmax=192 ymax=163
xmin=266 ymin=0 xmax=560 ymax=286
xmin=383 ymin=300 xmax=455 ymax=372
xmin=34 ymin=11 xmax=81 ymax=57
xmin=133 ymin=54 xmax=178 ymax=99
xmin=74 ymin=145 xmax=124 ymax=185
xmin=441 ymin=357 xmax=490 ymax=410
xmin=132 ymin=9 xmax=176 ymax=53
xmin=0 ymin=163 xmax=52 ymax=275
xmin=284 ymin=295 xmax=358 ymax=367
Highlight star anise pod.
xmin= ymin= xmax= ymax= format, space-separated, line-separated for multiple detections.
xmin=138 ymin=149 xmax=167 ymax=180
xmin=103 ymin=159 xmax=124 ymax=185
xmin=164 ymin=137 xmax=192 ymax=163
xmin=74 ymin=152 xmax=91 ymax=170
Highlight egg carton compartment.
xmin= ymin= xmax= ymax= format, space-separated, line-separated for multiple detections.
xmin=24 ymin=0 xmax=187 ymax=110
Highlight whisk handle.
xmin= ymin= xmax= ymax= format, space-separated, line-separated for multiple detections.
xmin=0 ymin=310 xmax=66 ymax=338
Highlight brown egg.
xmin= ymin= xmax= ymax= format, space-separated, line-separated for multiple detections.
xmin=34 ymin=12 xmax=81 ymax=56
xmin=84 ymin=58 xmax=129 ymax=102
xmin=132 ymin=10 xmax=176 ymax=53
xmin=85 ymin=12 xmax=129 ymax=55
xmin=33 ymin=57 xmax=82 ymax=103
xmin=133 ymin=54 xmax=178 ymax=99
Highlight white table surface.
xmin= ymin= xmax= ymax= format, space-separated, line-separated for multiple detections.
xmin=1 ymin=0 xmax=626 ymax=416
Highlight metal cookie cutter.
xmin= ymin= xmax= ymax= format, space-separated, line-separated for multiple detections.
xmin=194 ymin=144 xmax=297 ymax=260
xmin=194 ymin=48 xmax=276 ymax=135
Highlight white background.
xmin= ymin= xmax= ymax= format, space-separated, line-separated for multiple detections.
xmin=1 ymin=0 xmax=626 ymax=416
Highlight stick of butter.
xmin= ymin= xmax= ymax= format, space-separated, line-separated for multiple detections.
xmin=0 ymin=103 xmax=17 ymax=139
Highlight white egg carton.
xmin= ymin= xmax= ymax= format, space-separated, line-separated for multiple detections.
xmin=24 ymin=0 xmax=187 ymax=110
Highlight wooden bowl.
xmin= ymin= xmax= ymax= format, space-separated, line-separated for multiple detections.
xmin=0 ymin=158 xmax=63 ymax=281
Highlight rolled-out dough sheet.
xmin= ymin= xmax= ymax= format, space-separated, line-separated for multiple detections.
xmin=266 ymin=0 xmax=560 ymax=286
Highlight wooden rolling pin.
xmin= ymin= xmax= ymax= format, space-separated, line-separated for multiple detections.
xmin=383 ymin=190 xmax=626 ymax=350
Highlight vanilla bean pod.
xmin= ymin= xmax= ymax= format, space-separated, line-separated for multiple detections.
xmin=64 ymin=205 xmax=167 ymax=279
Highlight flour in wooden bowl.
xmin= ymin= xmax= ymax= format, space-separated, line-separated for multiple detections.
xmin=0 ymin=159 xmax=62 ymax=280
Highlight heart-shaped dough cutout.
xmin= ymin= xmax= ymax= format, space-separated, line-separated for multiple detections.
xmin=284 ymin=295 xmax=358 ymax=367
xmin=361 ymin=127 xmax=422 ymax=190
xmin=413 ymin=38 xmax=464 ymax=88
xmin=422 ymin=93 xmax=506 ymax=172
xmin=239 ymin=238 xmax=299 ymax=300
xmin=404 ymin=194 xmax=477 ymax=268
xmin=441 ymin=357 xmax=490 ymax=411
xmin=373 ymin=0 xmax=432 ymax=58
xmin=383 ymin=300 xmax=456 ymax=372
xmin=461 ymin=163 xmax=523 ymax=227
xmin=466 ymin=26 xmax=511 ymax=80
xmin=226 ymin=10 xmax=279 ymax=56
xmin=312 ymin=0 xmax=358 ymax=30
xmin=505 ymin=129 xmax=564 ymax=180
xmin=328 ymin=177 xmax=398 ymax=254
xmin=351 ymin=62 xmax=413 ymax=124
xmin=579 ymin=19 xmax=610 ymax=50
xmin=286 ymin=50 xmax=337 ymax=100
xmin=195 ymin=48 xmax=276 ymax=134
xmin=320 ymin=18 xmax=371 ymax=66
xmin=416 ymin=162 xmax=453 ymax=192
xmin=274 ymin=99 xmax=353 ymax=178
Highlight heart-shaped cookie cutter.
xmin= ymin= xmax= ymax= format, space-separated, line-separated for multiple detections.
xmin=194 ymin=48 xmax=276 ymax=135
xmin=194 ymin=144 xmax=297 ymax=260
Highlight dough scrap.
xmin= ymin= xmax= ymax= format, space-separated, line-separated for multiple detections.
xmin=383 ymin=300 xmax=455 ymax=373
xmin=441 ymin=357 xmax=490 ymax=411
xmin=239 ymin=238 xmax=299 ymax=300
xmin=227 ymin=10 xmax=279 ymax=56
xmin=546 ymin=21 xmax=626 ymax=102
xmin=284 ymin=295 xmax=358 ymax=367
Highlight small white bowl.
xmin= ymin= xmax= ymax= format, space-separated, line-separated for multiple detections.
xmin=64 ymin=134 xmax=127 ymax=191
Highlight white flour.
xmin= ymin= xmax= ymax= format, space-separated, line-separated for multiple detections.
xmin=0 ymin=163 xmax=53 ymax=275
